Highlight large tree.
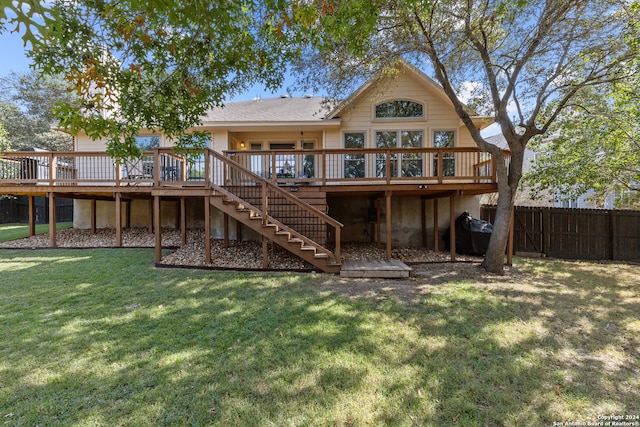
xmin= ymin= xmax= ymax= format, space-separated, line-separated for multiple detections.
xmin=1 ymin=0 xmax=296 ymax=158
xmin=523 ymin=70 xmax=640 ymax=209
xmin=0 ymin=71 xmax=74 ymax=151
xmin=281 ymin=0 xmax=638 ymax=273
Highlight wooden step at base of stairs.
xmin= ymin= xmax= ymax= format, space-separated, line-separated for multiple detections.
xmin=340 ymin=260 xmax=412 ymax=278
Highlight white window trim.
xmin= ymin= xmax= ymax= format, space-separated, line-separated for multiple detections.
xmin=372 ymin=98 xmax=426 ymax=122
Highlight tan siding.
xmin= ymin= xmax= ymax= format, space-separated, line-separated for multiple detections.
xmin=338 ymin=71 xmax=477 ymax=149
xmin=76 ymin=134 xmax=106 ymax=151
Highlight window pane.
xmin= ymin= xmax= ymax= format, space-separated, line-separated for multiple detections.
xmin=344 ymin=133 xmax=365 ymax=149
xmin=376 ymin=131 xmax=398 ymax=177
xmin=433 ymin=131 xmax=455 ymax=177
xmin=433 ymin=131 xmax=454 ymax=148
xmin=401 ymin=131 xmax=422 ymax=148
xmin=344 ymin=133 xmax=365 ymax=178
xmin=401 ymin=131 xmax=423 ymax=177
xmin=375 ymin=100 xmax=423 ymax=118
xmin=302 ymin=140 xmax=315 ymax=178
xmin=135 ymin=136 xmax=160 ymax=151
xmin=249 ymin=143 xmax=265 ymax=177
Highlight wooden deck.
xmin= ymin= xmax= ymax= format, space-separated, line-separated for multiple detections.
xmin=340 ymin=259 xmax=413 ymax=278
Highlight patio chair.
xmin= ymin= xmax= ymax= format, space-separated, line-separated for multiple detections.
xmin=123 ymin=158 xmax=153 ymax=181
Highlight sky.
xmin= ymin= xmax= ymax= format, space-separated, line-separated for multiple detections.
xmin=0 ymin=29 xmax=302 ymax=102
xmin=0 ymin=28 xmax=500 ymax=135
xmin=0 ymin=30 xmax=32 ymax=77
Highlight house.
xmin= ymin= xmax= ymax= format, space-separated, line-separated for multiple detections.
xmin=0 ymin=61 xmax=503 ymax=273
xmin=484 ymin=134 xmax=617 ymax=209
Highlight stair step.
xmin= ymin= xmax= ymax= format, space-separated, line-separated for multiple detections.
xmin=208 ymin=185 xmax=338 ymax=273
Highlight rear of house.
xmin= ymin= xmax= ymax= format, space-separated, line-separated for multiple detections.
xmin=1 ymin=61 xmax=501 ymax=271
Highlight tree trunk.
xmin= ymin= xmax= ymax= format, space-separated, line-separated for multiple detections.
xmin=481 ymin=185 xmax=514 ymax=274
xmin=482 ymin=143 xmax=523 ymax=274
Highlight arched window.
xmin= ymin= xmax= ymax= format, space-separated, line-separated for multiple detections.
xmin=375 ymin=100 xmax=423 ymax=118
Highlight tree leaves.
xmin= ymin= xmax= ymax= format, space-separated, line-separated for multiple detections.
xmin=3 ymin=0 xmax=299 ymax=158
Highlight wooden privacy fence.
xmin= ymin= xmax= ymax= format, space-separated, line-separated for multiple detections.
xmin=481 ymin=205 xmax=640 ymax=262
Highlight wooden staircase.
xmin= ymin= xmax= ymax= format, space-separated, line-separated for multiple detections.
xmin=204 ymin=150 xmax=343 ymax=273
xmin=209 ymin=190 xmax=340 ymax=273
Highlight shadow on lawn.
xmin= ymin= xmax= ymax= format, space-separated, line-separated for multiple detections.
xmin=1 ymin=251 xmax=639 ymax=426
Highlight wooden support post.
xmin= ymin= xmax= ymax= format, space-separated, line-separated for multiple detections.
xmin=48 ymin=192 xmax=56 ymax=248
xmin=507 ymin=208 xmax=514 ymax=266
xmin=262 ymin=235 xmax=269 ymax=269
xmin=421 ymin=198 xmax=427 ymax=248
xmin=236 ymin=220 xmax=242 ymax=243
xmin=28 ymin=195 xmax=35 ymax=237
xmin=449 ymin=194 xmax=456 ymax=262
xmin=223 ymin=212 xmax=229 ymax=248
xmin=115 ymin=193 xmax=122 ymax=247
xmin=154 ymin=196 xmax=162 ymax=263
xmin=376 ymin=198 xmax=381 ymax=246
xmin=148 ymin=199 xmax=154 ymax=234
xmin=204 ymin=197 xmax=211 ymax=264
xmin=433 ymin=198 xmax=439 ymax=251
xmin=386 ymin=191 xmax=392 ymax=261
xmin=91 ymin=199 xmax=97 ymax=234
xmin=180 ymin=197 xmax=187 ymax=246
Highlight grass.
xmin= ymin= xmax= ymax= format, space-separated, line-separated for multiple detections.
xmin=0 ymin=249 xmax=638 ymax=426
xmin=0 ymin=222 xmax=73 ymax=243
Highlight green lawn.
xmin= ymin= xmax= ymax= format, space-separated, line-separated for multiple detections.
xmin=0 ymin=249 xmax=638 ymax=426
xmin=0 ymin=222 xmax=73 ymax=243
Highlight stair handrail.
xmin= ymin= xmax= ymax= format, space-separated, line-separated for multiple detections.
xmin=205 ymin=148 xmax=344 ymax=261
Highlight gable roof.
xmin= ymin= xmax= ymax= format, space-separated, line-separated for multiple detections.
xmin=326 ymin=59 xmax=493 ymax=129
xmin=201 ymin=59 xmax=493 ymax=129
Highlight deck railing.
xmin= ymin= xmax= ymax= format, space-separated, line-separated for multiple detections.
xmin=224 ymin=147 xmax=502 ymax=185
xmin=0 ymin=147 xmax=505 ymax=187
xmin=203 ymin=149 xmax=343 ymax=256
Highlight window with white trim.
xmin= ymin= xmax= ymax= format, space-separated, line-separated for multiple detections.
xmin=433 ymin=130 xmax=455 ymax=177
xmin=375 ymin=130 xmax=423 ymax=178
xmin=344 ymin=132 xmax=365 ymax=178
xmin=375 ymin=100 xmax=424 ymax=118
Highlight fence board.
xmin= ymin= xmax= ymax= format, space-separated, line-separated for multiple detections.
xmin=480 ymin=205 xmax=640 ymax=262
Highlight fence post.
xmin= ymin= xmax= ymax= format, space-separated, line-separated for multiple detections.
xmin=542 ymin=208 xmax=550 ymax=257
xmin=609 ymin=210 xmax=616 ymax=261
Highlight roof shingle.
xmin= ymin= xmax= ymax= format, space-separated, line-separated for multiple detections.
xmin=203 ymin=96 xmax=331 ymax=123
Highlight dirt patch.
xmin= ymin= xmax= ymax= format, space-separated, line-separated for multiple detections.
xmin=314 ymin=262 xmax=526 ymax=304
